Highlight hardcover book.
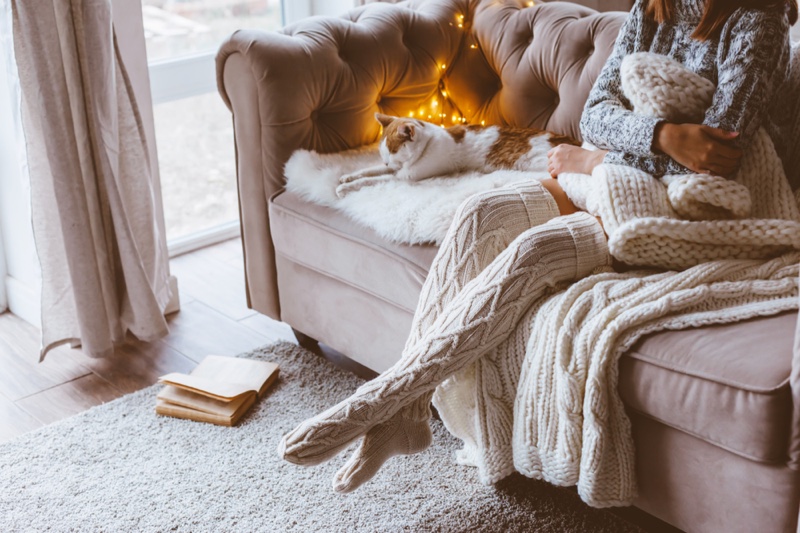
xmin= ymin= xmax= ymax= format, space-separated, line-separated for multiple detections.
xmin=155 ymin=355 xmax=279 ymax=426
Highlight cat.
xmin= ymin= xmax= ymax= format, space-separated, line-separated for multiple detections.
xmin=336 ymin=113 xmax=579 ymax=197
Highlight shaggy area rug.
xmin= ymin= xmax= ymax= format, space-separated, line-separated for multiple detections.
xmin=0 ymin=342 xmax=644 ymax=532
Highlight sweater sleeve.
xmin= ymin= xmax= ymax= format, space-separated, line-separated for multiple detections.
xmin=579 ymin=0 xmax=662 ymax=158
xmin=703 ymin=9 xmax=790 ymax=149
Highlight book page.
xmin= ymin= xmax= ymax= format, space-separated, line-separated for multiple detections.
xmin=157 ymin=385 xmax=252 ymax=416
xmin=158 ymin=355 xmax=279 ymax=401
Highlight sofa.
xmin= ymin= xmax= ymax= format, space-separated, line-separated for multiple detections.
xmin=216 ymin=1 xmax=800 ymax=531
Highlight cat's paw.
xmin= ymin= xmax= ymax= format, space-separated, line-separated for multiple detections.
xmin=339 ymin=172 xmax=361 ymax=185
xmin=336 ymin=181 xmax=359 ymax=199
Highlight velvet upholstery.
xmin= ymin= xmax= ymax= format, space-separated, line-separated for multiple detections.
xmin=270 ymin=190 xmax=437 ymax=313
xmin=631 ymin=412 xmax=800 ymax=533
xmin=620 ymin=312 xmax=796 ymax=463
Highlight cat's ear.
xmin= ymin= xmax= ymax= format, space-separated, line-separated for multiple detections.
xmin=399 ymin=123 xmax=416 ymax=140
xmin=375 ymin=113 xmax=395 ymax=128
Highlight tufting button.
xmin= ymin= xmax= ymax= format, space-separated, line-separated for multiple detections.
xmin=310 ymin=110 xmax=319 ymax=121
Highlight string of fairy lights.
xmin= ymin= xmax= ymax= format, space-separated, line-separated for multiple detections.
xmin=402 ymin=3 xmax=535 ymax=129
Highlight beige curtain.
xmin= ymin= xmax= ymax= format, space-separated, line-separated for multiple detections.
xmin=12 ymin=0 xmax=172 ymax=360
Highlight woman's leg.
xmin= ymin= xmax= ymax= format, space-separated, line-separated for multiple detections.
xmin=279 ymin=211 xmax=611 ymax=475
xmin=332 ymin=181 xmax=561 ymax=492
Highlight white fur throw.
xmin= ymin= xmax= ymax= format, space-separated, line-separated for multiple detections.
xmin=284 ymin=147 xmax=548 ymax=245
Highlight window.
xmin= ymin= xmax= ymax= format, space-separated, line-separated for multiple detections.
xmin=143 ymin=0 xmax=286 ymax=254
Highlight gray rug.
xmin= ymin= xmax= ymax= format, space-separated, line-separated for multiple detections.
xmin=0 ymin=342 xmax=644 ymax=532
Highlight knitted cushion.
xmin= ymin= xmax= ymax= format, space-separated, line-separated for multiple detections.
xmin=562 ymin=52 xmax=800 ymax=269
xmin=620 ymin=51 xmax=715 ymax=124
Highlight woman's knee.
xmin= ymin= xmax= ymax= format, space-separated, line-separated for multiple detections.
xmin=454 ymin=185 xmax=528 ymax=231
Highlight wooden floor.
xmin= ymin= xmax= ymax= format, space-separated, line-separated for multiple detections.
xmin=0 ymin=238 xmax=317 ymax=443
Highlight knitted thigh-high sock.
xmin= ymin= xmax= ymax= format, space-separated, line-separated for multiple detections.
xmin=278 ymin=212 xmax=609 ymax=472
xmin=332 ymin=182 xmax=561 ymax=492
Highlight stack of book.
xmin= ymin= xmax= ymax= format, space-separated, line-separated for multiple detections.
xmin=155 ymin=355 xmax=279 ymax=426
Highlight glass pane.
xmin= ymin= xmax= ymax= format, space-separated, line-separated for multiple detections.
xmin=153 ymin=92 xmax=238 ymax=240
xmin=142 ymin=0 xmax=283 ymax=61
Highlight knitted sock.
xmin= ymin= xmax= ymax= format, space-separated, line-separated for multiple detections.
xmin=331 ymin=181 xmax=561 ymax=490
xmin=332 ymin=403 xmax=432 ymax=493
xmin=278 ymin=212 xmax=609 ymax=468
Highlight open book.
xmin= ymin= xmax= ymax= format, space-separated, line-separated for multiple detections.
xmin=155 ymin=355 xmax=279 ymax=426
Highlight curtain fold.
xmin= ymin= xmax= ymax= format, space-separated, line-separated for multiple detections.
xmin=12 ymin=0 xmax=172 ymax=359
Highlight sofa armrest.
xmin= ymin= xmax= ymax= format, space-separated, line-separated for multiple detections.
xmin=216 ymin=0 xmax=466 ymax=318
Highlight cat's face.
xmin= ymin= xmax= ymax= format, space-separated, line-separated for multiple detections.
xmin=375 ymin=113 xmax=428 ymax=169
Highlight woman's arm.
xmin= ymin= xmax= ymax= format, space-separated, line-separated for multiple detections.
xmin=579 ymin=0 xmax=661 ymax=158
xmin=703 ymin=9 xmax=791 ymax=149
xmin=648 ymin=9 xmax=790 ymax=176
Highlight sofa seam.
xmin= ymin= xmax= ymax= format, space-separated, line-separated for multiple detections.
xmin=627 ymin=406 xmax=789 ymax=465
xmin=624 ymin=350 xmax=791 ymax=394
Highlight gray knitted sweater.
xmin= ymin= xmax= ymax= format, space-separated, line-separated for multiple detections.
xmin=580 ymin=0 xmax=793 ymax=177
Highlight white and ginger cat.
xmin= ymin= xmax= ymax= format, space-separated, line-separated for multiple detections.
xmin=336 ymin=113 xmax=578 ymax=197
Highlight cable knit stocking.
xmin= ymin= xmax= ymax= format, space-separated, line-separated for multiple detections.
xmin=278 ymin=211 xmax=611 ymax=478
xmin=332 ymin=181 xmax=561 ymax=492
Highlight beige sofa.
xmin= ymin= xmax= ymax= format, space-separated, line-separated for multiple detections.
xmin=216 ymin=1 xmax=800 ymax=531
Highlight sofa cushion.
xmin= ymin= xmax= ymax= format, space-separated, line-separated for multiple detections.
xmin=270 ymin=189 xmax=438 ymax=313
xmin=272 ymin=191 xmax=797 ymax=463
xmin=620 ymin=311 xmax=797 ymax=463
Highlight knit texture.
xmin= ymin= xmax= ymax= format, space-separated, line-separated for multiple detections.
xmin=279 ymin=208 xmax=611 ymax=472
xmin=333 ymin=182 xmax=561 ymax=492
xmin=561 ymin=52 xmax=800 ymax=270
xmin=432 ymin=51 xmax=800 ymax=508
xmin=580 ymin=0 xmax=793 ymax=180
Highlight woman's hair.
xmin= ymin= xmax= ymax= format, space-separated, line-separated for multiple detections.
xmin=646 ymin=0 xmax=798 ymax=41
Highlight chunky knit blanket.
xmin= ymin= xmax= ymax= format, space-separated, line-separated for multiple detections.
xmin=432 ymin=52 xmax=800 ymax=507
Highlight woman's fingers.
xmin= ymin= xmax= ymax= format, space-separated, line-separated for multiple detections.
xmin=701 ymin=126 xmax=739 ymax=142
xmin=699 ymin=162 xmax=739 ymax=178
xmin=710 ymin=142 xmax=742 ymax=161
xmin=708 ymin=155 xmax=741 ymax=173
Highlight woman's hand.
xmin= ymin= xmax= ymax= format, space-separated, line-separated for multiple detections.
xmin=653 ymin=123 xmax=743 ymax=177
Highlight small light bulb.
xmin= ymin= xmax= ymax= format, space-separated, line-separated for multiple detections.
xmin=457 ymin=23 xmax=463 ymax=28
xmin=440 ymin=63 xmax=446 ymax=70
xmin=470 ymin=44 xmax=477 ymax=49
xmin=408 ymin=111 xmax=414 ymax=117
xmin=481 ymin=120 xmax=485 ymax=126
xmin=527 ymin=1 xmax=534 ymax=6
xmin=441 ymin=90 xmax=447 ymax=97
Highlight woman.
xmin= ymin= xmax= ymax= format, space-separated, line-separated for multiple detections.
xmin=549 ymin=0 xmax=797 ymax=182
xmin=279 ymin=0 xmax=796 ymax=492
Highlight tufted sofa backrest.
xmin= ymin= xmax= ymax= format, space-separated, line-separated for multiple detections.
xmin=218 ymin=0 xmax=626 ymax=153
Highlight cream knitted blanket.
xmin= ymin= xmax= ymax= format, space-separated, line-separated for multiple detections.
xmin=432 ymin=53 xmax=800 ymax=507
